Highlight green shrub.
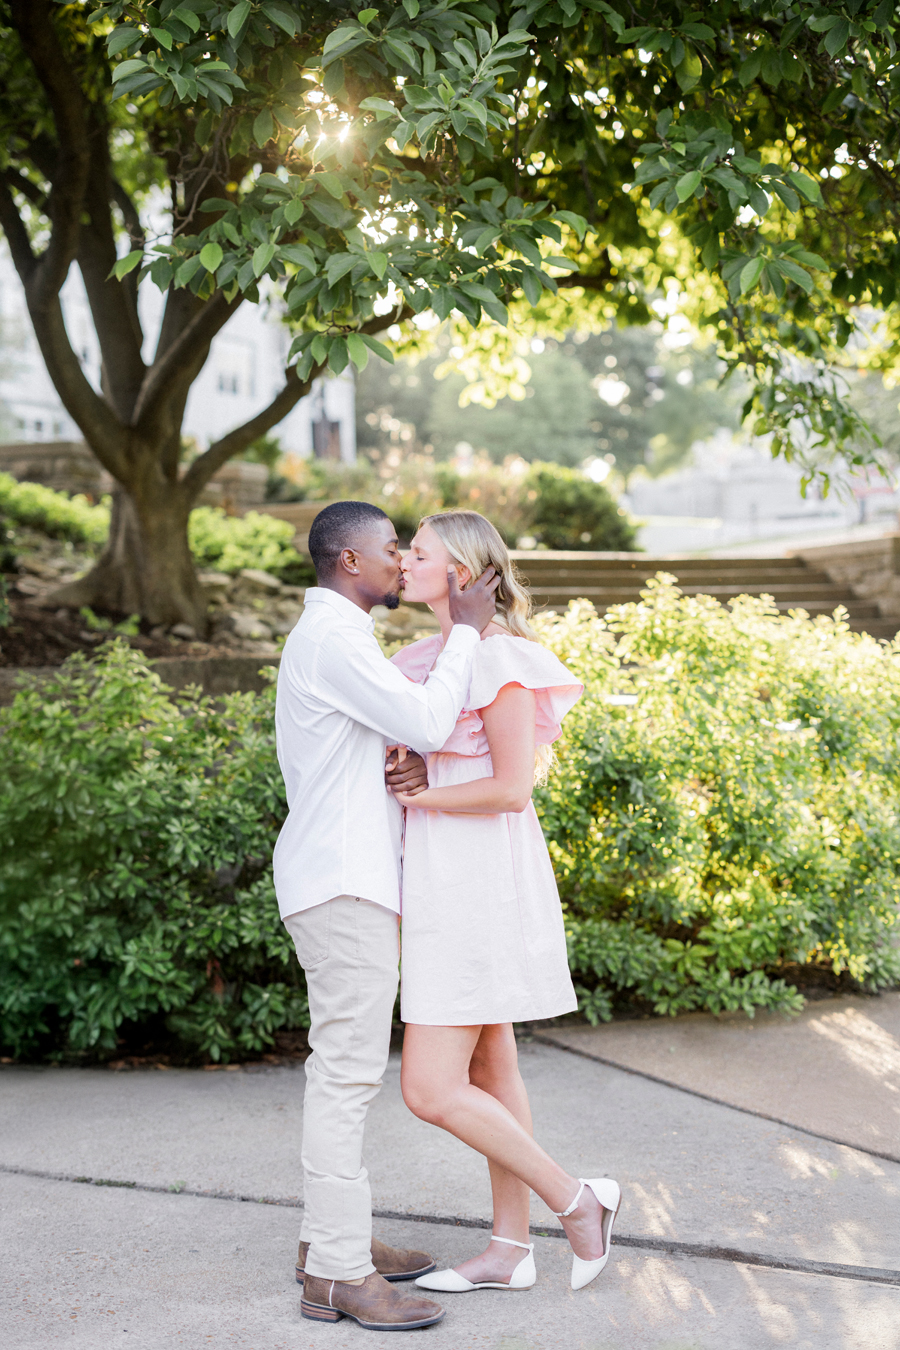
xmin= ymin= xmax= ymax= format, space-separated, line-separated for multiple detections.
xmin=6 ymin=580 xmax=893 ymax=1063
xmin=273 ymin=454 xmax=635 ymax=550
xmin=0 ymin=471 xmax=110 ymax=546
xmin=524 ymin=463 xmax=637 ymax=552
xmin=534 ymin=585 xmax=900 ymax=1021
xmin=0 ymin=644 xmax=304 ymax=1063
xmin=187 ymin=507 xmax=305 ymax=579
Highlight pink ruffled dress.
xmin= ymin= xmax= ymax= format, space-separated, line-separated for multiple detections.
xmin=390 ymin=632 xmax=583 ymax=1025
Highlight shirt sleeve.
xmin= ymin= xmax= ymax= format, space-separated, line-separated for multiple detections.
xmin=310 ymin=622 xmax=479 ymax=752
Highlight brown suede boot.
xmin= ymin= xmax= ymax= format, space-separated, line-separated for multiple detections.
xmin=296 ymin=1237 xmax=436 ymax=1284
xmin=301 ymin=1271 xmax=445 ymax=1329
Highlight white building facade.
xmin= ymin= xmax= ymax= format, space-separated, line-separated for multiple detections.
xmin=0 ymin=246 xmax=355 ymax=463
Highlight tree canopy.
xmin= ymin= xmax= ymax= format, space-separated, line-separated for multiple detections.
xmin=0 ymin=0 xmax=898 ymax=621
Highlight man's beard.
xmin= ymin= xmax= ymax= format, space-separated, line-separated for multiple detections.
xmin=381 ymin=592 xmax=401 ymax=610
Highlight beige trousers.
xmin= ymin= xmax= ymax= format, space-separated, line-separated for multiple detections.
xmin=283 ymin=895 xmax=400 ymax=1281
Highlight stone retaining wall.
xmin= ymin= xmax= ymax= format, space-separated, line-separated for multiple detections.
xmin=0 ymin=653 xmax=280 ymax=707
xmin=790 ymin=534 xmax=900 ymax=620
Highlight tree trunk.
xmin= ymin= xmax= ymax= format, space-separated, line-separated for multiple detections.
xmin=47 ymin=476 xmax=208 ymax=635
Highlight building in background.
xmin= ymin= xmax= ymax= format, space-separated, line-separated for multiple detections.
xmin=625 ymin=430 xmax=900 ymax=553
xmin=0 ymin=246 xmax=355 ymax=463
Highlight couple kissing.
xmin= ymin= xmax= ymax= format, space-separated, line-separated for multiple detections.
xmin=272 ymin=500 xmax=621 ymax=1332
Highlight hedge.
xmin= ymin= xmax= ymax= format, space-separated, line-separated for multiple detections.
xmin=1 ymin=581 xmax=897 ymax=1061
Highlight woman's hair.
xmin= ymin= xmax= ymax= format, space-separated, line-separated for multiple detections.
xmin=418 ymin=509 xmax=553 ymax=780
xmin=419 ymin=509 xmax=538 ymax=642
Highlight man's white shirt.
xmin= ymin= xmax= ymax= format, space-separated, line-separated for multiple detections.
xmin=273 ymin=586 xmax=480 ymax=919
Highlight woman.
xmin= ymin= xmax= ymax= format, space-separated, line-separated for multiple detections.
xmin=390 ymin=510 xmax=620 ymax=1294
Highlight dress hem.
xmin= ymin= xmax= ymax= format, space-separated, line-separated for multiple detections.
xmin=400 ymin=999 xmax=578 ymax=1027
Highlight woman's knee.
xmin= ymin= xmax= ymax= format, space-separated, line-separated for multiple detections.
xmin=401 ymin=1075 xmax=450 ymax=1127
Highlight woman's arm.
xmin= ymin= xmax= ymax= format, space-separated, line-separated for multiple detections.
xmin=393 ymin=683 xmax=536 ymax=814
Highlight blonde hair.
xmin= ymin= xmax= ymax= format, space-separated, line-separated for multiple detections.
xmin=418 ymin=509 xmax=553 ymax=781
xmin=419 ymin=509 xmax=538 ymax=641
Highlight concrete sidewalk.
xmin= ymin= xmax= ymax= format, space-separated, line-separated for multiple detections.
xmin=2 ymin=995 xmax=899 ymax=1349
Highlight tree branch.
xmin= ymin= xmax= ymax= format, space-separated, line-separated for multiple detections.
xmin=2 ymin=167 xmax=47 ymax=211
xmin=181 ymin=363 xmax=319 ymax=499
xmin=8 ymin=0 xmax=91 ymax=304
xmin=110 ymin=178 xmax=146 ymax=337
xmin=0 ymin=175 xmax=37 ymax=281
xmin=76 ymin=106 xmax=146 ymax=420
xmin=135 ymin=290 xmax=242 ymax=435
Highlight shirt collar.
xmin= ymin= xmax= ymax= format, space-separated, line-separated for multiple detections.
xmin=303 ymin=586 xmax=376 ymax=634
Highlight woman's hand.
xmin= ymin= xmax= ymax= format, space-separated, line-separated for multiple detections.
xmin=394 ymin=787 xmax=436 ymax=810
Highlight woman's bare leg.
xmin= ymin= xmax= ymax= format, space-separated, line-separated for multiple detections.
xmin=402 ymin=1024 xmax=608 ymax=1265
xmin=449 ymin=1024 xmax=533 ymax=1284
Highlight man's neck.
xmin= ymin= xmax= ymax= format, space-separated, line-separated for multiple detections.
xmin=318 ymin=578 xmax=372 ymax=614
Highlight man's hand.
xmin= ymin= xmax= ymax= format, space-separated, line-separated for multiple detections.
xmin=385 ymin=745 xmax=430 ymax=796
xmin=447 ymin=565 xmax=500 ymax=634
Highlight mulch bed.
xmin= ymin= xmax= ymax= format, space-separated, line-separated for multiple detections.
xmin=1 ymin=579 xmax=219 ymax=668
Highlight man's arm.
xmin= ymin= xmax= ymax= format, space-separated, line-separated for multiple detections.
xmin=313 ymin=625 xmax=479 ymax=753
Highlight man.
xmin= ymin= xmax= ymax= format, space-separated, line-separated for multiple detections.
xmin=273 ymin=500 xmax=498 ymax=1331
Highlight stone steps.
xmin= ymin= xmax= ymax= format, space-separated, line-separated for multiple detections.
xmin=508 ymin=551 xmax=899 ymax=641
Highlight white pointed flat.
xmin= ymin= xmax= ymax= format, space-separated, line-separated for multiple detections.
xmin=553 ymin=1177 xmax=621 ymax=1290
xmin=414 ymin=1236 xmax=536 ymax=1292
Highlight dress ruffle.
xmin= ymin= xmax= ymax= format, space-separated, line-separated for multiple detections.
xmin=391 ymin=632 xmax=582 ymax=755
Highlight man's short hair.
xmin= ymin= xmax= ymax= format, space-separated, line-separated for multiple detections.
xmin=308 ymin=500 xmax=390 ymax=578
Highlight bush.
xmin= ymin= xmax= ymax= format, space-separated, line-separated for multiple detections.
xmin=2 ymin=584 xmax=898 ymax=1062
xmin=187 ymin=506 xmax=306 ymax=579
xmin=525 ymin=463 xmax=637 ymax=552
xmin=0 ymin=644 xmax=305 ymax=1063
xmin=272 ymin=454 xmax=635 ymax=550
xmin=534 ymin=584 xmax=900 ymax=1021
xmin=0 ymin=471 xmax=110 ymax=546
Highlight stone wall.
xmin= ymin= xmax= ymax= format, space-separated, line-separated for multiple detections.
xmin=791 ymin=534 xmax=900 ymax=619
xmin=0 ymin=441 xmax=112 ymax=496
xmin=0 ymin=440 xmax=268 ymax=511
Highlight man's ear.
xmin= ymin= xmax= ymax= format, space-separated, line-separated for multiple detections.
xmin=339 ymin=547 xmax=360 ymax=575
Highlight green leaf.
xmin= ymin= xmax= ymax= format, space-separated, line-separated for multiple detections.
xmin=358 ymin=96 xmax=398 ymax=118
xmin=112 ymin=250 xmax=143 ymax=280
xmin=739 ymin=256 xmax=765 ymax=293
xmin=771 ymin=180 xmax=800 ymax=212
xmin=150 ymin=26 xmax=173 ymax=50
xmin=748 ymin=185 xmax=770 ymax=218
xmin=170 ymin=7 xmax=200 ymax=32
xmin=676 ymin=170 xmax=702 ymax=201
xmin=227 ymin=1 xmax=251 ymax=40
xmin=824 ymin=19 xmax=851 ymax=57
xmin=791 ymin=250 xmax=828 ymax=272
xmin=774 ymin=258 xmax=814 ymax=292
xmin=359 ymin=333 xmax=394 ymax=362
xmin=357 ymin=8 xmax=379 ymax=24
xmin=368 ymin=251 xmax=388 ymax=279
xmin=325 ymin=253 xmax=357 ymax=286
xmin=552 ymin=210 xmax=588 ymax=241
xmin=280 ymin=243 xmax=317 ymax=272
xmin=108 ymin=27 xmax=141 ymax=57
xmin=253 ymin=109 xmax=276 ymax=145
xmin=328 ymin=336 xmax=349 ymax=375
xmin=252 ymin=243 xmax=276 ymax=277
xmin=261 ymin=1 xmax=299 ymax=33
xmin=790 ymin=173 xmax=824 ymax=205
xmin=738 ymin=52 xmax=762 ymax=87
xmin=675 ymin=49 xmax=702 ymax=92
xmin=346 ymin=333 xmax=369 ymax=370
xmin=111 ymin=59 xmax=148 ymax=83
xmin=315 ymin=172 xmax=345 ymax=200
xmin=199 ymin=242 xmax=223 ymax=272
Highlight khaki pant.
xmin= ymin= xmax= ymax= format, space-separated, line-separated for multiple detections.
xmin=284 ymin=895 xmax=400 ymax=1281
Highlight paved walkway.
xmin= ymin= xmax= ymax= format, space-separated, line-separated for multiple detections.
xmin=2 ymin=993 xmax=899 ymax=1349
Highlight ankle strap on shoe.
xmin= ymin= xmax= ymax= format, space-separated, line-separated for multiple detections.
xmin=491 ymin=1235 xmax=534 ymax=1251
xmin=551 ymin=1180 xmax=585 ymax=1218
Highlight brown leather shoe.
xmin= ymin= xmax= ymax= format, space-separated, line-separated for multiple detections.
xmin=296 ymin=1237 xmax=436 ymax=1284
xmin=301 ymin=1271 xmax=445 ymax=1329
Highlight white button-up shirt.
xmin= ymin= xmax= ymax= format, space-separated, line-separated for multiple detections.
xmin=273 ymin=586 xmax=480 ymax=919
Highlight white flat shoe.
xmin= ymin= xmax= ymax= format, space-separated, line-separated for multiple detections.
xmin=553 ymin=1177 xmax=621 ymax=1290
xmin=414 ymin=1236 xmax=536 ymax=1292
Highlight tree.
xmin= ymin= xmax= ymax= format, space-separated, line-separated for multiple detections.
xmin=1 ymin=2 xmax=898 ymax=624
xmin=0 ymin=1 xmax=585 ymax=627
